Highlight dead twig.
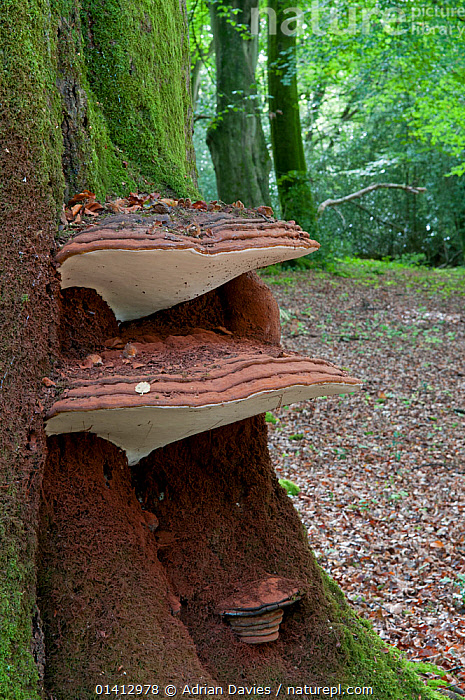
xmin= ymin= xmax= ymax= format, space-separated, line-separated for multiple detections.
xmin=318 ymin=183 xmax=426 ymax=217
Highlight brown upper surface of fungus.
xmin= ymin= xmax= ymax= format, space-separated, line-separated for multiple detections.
xmin=45 ymin=336 xmax=361 ymax=465
xmin=218 ymin=577 xmax=302 ymax=617
xmin=55 ymin=214 xmax=319 ymax=322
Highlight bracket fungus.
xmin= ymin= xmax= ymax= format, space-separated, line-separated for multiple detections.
xmin=39 ymin=207 xmax=366 ymax=687
xmin=218 ymin=577 xmax=302 ymax=644
xmin=45 ymin=344 xmax=361 ymax=465
xmin=56 ymin=214 xmax=319 ymax=321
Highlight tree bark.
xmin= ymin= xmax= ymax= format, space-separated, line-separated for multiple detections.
xmin=268 ymin=0 xmax=316 ymax=226
xmin=207 ymin=0 xmax=271 ymax=206
xmin=0 ymin=1 xmax=196 ymax=697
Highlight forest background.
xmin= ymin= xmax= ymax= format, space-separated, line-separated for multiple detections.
xmin=190 ymin=0 xmax=465 ymax=267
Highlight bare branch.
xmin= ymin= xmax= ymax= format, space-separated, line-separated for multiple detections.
xmin=332 ymin=206 xmax=346 ymax=228
xmin=193 ymin=113 xmax=215 ymax=122
xmin=352 ymin=202 xmax=401 ymax=231
xmin=318 ymin=183 xmax=426 ymax=217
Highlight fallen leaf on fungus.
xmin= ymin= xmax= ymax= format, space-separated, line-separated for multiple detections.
xmin=71 ymin=203 xmax=83 ymax=217
xmin=152 ymin=202 xmax=170 ymax=214
xmin=106 ymin=201 xmax=123 ymax=213
xmin=60 ymin=206 xmax=68 ymax=226
xmin=257 ymin=205 xmax=274 ymax=218
xmin=187 ymin=224 xmax=201 ymax=237
xmin=192 ymin=200 xmax=208 ymax=211
xmin=68 ymin=190 xmax=95 ymax=206
xmin=79 ymin=354 xmax=103 ymax=369
xmin=104 ymin=337 xmax=124 ymax=349
xmin=123 ymin=343 xmax=137 ymax=358
xmin=86 ymin=201 xmax=105 ymax=212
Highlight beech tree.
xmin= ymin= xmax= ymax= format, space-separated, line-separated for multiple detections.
xmin=207 ymin=0 xmax=271 ymax=206
xmin=267 ymin=0 xmax=316 ymax=226
xmin=0 ymin=2 xmax=442 ymax=699
xmin=1 ymin=1 xmax=195 ymax=696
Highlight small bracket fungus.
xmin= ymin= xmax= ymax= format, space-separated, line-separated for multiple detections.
xmin=55 ymin=215 xmax=319 ymax=321
xmin=44 ymin=348 xmax=361 ymax=465
xmin=218 ymin=577 xmax=302 ymax=644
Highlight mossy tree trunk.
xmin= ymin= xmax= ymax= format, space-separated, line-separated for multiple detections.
xmin=1 ymin=4 xmax=62 ymax=698
xmin=0 ymin=0 xmax=195 ymax=697
xmin=207 ymin=0 xmax=271 ymax=207
xmin=268 ymin=0 xmax=316 ymax=227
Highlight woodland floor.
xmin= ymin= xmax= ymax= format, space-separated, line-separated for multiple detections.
xmin=261 ymin=260 xmax=465 ymax=691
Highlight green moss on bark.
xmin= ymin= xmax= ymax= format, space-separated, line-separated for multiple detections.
xmin=52 ymin=0 xmax=133 ymax=199
xmin=1 ymin=0 xmax=197 ymax=696
xmin=81 ymin=0 xmax=197 ymax=196
xmin=268 ymin=0 xmax=316 ymax=227
xmin=52 ymin=0 xmax=197 ymax=199
xmin=1 ymin=1 xmax=62 ymax=697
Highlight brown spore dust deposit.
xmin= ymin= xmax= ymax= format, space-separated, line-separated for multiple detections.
xmin=37 ymin=209 xmax=369 ymax=697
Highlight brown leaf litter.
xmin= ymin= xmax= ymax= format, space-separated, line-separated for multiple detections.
xmin=264 ymin=267 xmax=465 ymax=688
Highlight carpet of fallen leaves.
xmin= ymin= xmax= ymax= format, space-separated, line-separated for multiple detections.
xmin=263 ymin=263 xmax=465 ymax=689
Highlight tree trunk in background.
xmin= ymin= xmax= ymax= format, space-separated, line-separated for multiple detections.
xmin=207 ymin=0 xmax=271 ymax=206
xmin=268 ymin=0 xmax=316 ymax=228
xmin=0 ymin=1 xmax=195 ymax=697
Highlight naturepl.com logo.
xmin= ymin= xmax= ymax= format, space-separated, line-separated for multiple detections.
xmin=284 ymin=686 xmax=373 ymax=696
xmin=251 ymin=3 xmax=465 ymax=37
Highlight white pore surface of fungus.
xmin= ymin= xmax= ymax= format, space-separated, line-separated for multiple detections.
xmin=58 ymin=246 xmax=317 ymax=322
xmin=45 ymin=382 xmax=358 ymax=465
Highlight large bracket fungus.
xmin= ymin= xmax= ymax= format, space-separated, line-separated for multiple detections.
xmin=55 ymin=214 xmax=319 ymax=321
xmin=45 ymin=341 xmax=360 ymax=465
xmin=39 ymin=207 xmax=363 ymax=692
xmin=48 ymin=212 xmax=359 ymax=464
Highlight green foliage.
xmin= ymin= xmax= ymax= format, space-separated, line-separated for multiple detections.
xmin=278 ymin=478 xmax=301 ymax=495
xmin=191 ymin=0 xmax=465 ymax=265
xmin=261 ymin=259 xmax=465 ymax=303
xmin=265 ymin=411 xmax=278 ymax=424
xmin=329 ymin=257 xmax=465 ymax=296
xmin=296 ymin=0 xmax=465 ymax=266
